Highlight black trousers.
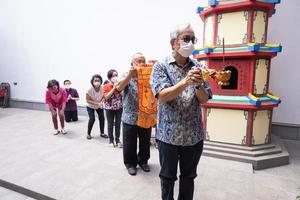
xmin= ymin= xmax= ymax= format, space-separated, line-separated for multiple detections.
xmin=105 ymin=108 xmax=122 ymax=143
xmin=87 ymin=107 xmax=105 ymax=135
xmin=122 ymin=122 xmax=151 ymax=168
xmin=157 ymin=140 xmax=204 ymax=200
xmin=64 ymin=110 xmax=78 ymax=122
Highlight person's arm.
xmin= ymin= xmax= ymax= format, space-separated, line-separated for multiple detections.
xmin=195 ymin=86 xmax=209 ymax=104
xmin=157 ymin=79 xmax=188 ymax=103
xmin=60 ymin=90 xmax=67 ymax=114
xmin=68 ymin=89 xmax=79 ymax=101
xmin=70 ymin=96 xmax=79 ymax=101
xmin=104 ymin=85 xmax=116 ymax=100
xmin=48 ymin=103 xmax=55 ymax=113
xmin=86 ymin=93 xmax=101 ymax=107
xmin=115 ymin=67 xmax=136 ymax=92
xmin=154 ymin=67 xmax=200 ymax=103
xmin=60 ymin=102 xmax=66 ymax=115
xmin=192 ymin=67 xmax=210 ymax=104
xmin=45 ymin=90 xmax=55 ymax=113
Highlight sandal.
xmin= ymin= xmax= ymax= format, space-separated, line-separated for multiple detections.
xmin=53 ymin=130 xmax=60 ymax=135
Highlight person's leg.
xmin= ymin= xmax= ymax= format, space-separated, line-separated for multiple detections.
xmin=122 ymin=123 xmax=138 ymax=168
xmin=105 ymin=109 xmax=114 ymax=144
xmin=96 ymin=108 xmax=107 ymax=137
xmin=71 ymin=110 xmax=78 ymax=122
xmin=115 ymin=109 xmax=123 ymax=145
xmin=157 ymin=141 xmax=179 ymax=200
xmin=64 ymin=110 xmax=71 ymax=122
xmin=87 ymin=107 xmax=95 ymax=138
xmin=137 ymin=126 xmax=151 ymax=172
xmin=50 ymin=108 xmax=58 ymax=131
xmin=178 ymin=140 xmax=204 ymax=200
xmin=137 ymin=126 xmax=151 ymax=165
xmin=58 ymin=108 xmax=65 ymax=130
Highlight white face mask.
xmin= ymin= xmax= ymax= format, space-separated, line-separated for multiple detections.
xmin=65 ymin=84 xmax=71 ymax=89
xmin=93 ymin=82 xmax=101 ymax=87
xmin=178 ymin=40 xmax=195 ymax=58
xmin=111 ymin=76 xmax=118 ymax=83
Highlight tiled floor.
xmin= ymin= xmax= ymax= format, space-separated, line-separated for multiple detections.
xmin=0 ymin=108 xmax=299 ymax=200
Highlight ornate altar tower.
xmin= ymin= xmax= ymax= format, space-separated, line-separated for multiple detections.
xmin=194 ymin=0 xmax=289 ymax=169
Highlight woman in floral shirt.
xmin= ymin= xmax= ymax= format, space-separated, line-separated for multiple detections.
xmin=103 ymin=69 xmax=123 ymax=147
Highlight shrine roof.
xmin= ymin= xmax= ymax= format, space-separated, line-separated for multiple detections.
xmin=197 ymin=0 xmax=280 ymax=19
xmin=193 ymin=43 xmax=281 ymax=59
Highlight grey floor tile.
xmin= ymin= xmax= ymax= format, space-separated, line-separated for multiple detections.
xmin=0 ymin=108 xmax=299 ymax=200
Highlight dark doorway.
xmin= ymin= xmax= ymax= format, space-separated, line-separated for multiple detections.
xmin=221 ymin=66 xmax=238 ymax=89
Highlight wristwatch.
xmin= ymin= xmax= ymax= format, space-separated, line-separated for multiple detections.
xmin=195 ymin=82 xmax=204 ymax=90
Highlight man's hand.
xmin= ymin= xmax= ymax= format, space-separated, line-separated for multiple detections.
xmin=128 ymin=66 xmax=137 ymax=77
xmin=184 ymin=67 xmax=204 ymax=86
xmin=112 ymin=83 xmax=117 ymax=91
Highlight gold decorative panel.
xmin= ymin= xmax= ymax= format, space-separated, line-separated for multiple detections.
xmin=206 ymin=108 xmax=247 ymax=145
xmin=252 ymin=110 xmax=271 ymax=145
xmin=254 ymin=59 xmax=269 ymax=95
xmin=217 ymin=11 xmax=248 ymax=46
xmin=252 ymin=11 xmax=267 ymax=43
xmin=204 ymin=15 xmax=215 ymax=46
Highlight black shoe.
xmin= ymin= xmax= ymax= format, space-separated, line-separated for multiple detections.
xmin=139 ymin=164 xmax=150 ymax=172
xmin=100 ymin=133 xmax=108 ymax=138
xmin=127 ymin=167 xmax=137 ymax=176
xmin=87 ymin=135 xmax=92 ymax=140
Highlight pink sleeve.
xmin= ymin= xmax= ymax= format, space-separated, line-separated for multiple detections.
xmin=61 ymin=89 xmax=68 ymax=103
xmin=45 ymin=90 xmax=52 ymax=105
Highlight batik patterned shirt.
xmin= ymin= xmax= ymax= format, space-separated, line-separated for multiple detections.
xmin=121 ymin=74 xmax=139 ymax=125
xmin=150 ymin=55 xmax=212 ymax=146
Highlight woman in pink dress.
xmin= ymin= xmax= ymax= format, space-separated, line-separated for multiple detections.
xmin=45 ymin=79 xmax=68 ymax=135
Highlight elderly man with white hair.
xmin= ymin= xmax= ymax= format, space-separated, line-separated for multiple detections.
xmin=116 ymin=53 xmax=152 ymax=176
xmin=150 ymin=23 xmax=212 ymax=200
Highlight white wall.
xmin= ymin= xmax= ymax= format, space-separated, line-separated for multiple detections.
xmin=0 ymin=0 xmax=202 ymax=104
xmin=268 ymin=1 xmax=300 ymax=124
xmin=0 ymin=0 xmax=299 ymax=124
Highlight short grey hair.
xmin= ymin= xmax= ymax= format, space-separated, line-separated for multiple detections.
xmin=170 ymin=23 xmax=193 ymax=44
xmin=131 ymin=52 xmax=144 ymax=61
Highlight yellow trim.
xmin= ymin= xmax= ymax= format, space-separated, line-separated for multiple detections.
xmin=265 ymin=43 xmax=280 ymax=47
xmin=195 ymin=46 xmax=216 ymax=51
xmin=248 ymin=43 xmax=258 ymax=46
xmin=248 ymin=93 xmax=259 ymax=101
xmin=204 ymin=45 xmax=216 ymax=48
xmin=267 ymin=93 xmax=280 ymax=100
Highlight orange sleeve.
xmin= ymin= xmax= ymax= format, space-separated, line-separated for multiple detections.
xmin=103 ymin=84 xmax=112 ymax=95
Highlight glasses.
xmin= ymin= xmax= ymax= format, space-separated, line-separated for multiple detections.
xmin=180 ymin=36 xmax=197 ymax=44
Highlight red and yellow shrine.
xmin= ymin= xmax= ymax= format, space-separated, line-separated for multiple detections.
xmin=194 ymin=0 xmax=289 ymax=169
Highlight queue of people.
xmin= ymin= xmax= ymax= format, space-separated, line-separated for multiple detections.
xmin=44 ymin=23 xmax=211 ymax=200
